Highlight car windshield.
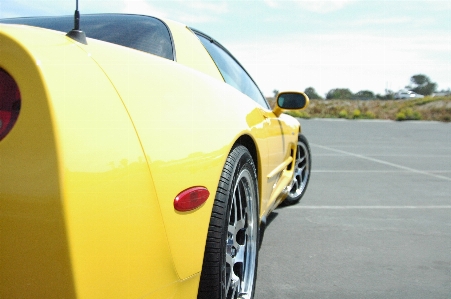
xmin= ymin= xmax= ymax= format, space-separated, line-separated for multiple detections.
xmin=0 ymin=14 xmax=174 ymax=60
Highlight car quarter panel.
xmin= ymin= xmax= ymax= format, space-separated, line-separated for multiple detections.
xmin=83 ymin=37 xmax=271 ymax=279
xmin=0 ymin=25 xmax=180 ymax=298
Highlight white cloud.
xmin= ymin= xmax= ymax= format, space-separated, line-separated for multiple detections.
xmin=295 ymin=0 xmax=355 ymax=13
xmin=419 ymin=0 xmax=451 ymax=10
xmin=228 ymin=32 xmax=451 ymax=96
xmin=129 ymin=1 xmax=229 ymax=24
xmin=261 ymin=0 xmax=355 ymax=13
xmin=175 ymin=14 xmax=219 ymax=24
xmin=121 ymin=0 xmax=167 ymax=18
xmin=184 ymin=1 xmax=229 ymax=14
xmin=176 ymin=1 xmax=229 ymax=24
xmin=264 ymin=0 xmax=280 ymax=8
xmin=352 ymin=16 xmax=412 ymax=26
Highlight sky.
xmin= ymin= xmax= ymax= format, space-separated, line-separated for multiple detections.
xmin=1 ymin=0 xmax=450 ymax=97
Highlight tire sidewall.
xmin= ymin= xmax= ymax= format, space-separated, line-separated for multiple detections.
xmin=198 ymin=145 xmax=259 ymax=299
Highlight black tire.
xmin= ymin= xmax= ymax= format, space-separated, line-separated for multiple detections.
xmin=198 ymin=145 xmax=259 ymax=299
xmin=282 ymin=134 xmax=311 ymax=206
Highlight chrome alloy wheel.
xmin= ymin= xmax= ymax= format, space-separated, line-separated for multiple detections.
xmin=284 ymin=134 xmax=311 ymax=205
xmin=289 ymin=140 xmax=309 ymax=198
xmin=225 ymin=169 xmax=258 ymax=299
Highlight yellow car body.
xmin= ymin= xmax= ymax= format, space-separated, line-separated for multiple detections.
xmin=0 ymin=14 xmax=308 ymax=298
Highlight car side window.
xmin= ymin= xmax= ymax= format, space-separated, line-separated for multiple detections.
xmin=196 ymin=33 xmax=269 ymax=109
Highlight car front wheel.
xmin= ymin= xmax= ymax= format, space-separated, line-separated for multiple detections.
xmin=283 ymin=134 xmax=311 ymax=205
xmin=198 ymin=145 xmax=259 ymax=299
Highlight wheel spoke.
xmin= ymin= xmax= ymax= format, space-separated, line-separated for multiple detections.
xmin=293 ymin=178 xmax=300 ymax=190
xmin=298 ymin=155 xmax=305 ymax=164
xmin=228 ymin=224 xmax=236 ymax=236
xmin=235 ymin=218 xmax=246 ymax=233
xmin=235 ymin=242 xmax=246 ymax=264
xmin=299 ymin=165 xmax=306 ymax=176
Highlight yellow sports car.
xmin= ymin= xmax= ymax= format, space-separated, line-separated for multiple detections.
xmin=0 ymin=12 xmax=311 ymax=299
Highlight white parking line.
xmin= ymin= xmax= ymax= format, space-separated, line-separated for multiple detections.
xmin=289 ymin=205 xmax=451 ymax=209
xmin=311 ymin=143 xmax=451 ymax=182
xmin=312 ymin=170 xmax=451 ymax=173
xmin=315 ymin=154 xmax=451 ymax=157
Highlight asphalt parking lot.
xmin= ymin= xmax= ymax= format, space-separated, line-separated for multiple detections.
xmin=256 ymin=119 xmax=451 ymax=299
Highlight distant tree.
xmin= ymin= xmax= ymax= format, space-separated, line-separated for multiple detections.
xmin=410 ymin=74 xmax=437 ymax=96
xmin=304 ymin=87 xmax=323 ymax=100
xmin=377 ymin=89 xmax=394 ymax=100
xmin=272 ymin=89 xmax=279 ymax=97
xmin=354 ymin=90 xmax=375 ymax=100
xmin=326 ymin=88 xmax=353 ymax=100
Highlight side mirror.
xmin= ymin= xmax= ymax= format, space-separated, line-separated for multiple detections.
xmin=273 ymin=91 xmax=309 ymax=117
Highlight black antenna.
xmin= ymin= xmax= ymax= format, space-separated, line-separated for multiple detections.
xmin=66 ymin=0 xmax=87 ymax=44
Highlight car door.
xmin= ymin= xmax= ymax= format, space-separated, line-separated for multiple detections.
xmin=193 ymin=31 xmax=291 ymax=213
xmin=257 ymin=107 xmax=294 ymax=210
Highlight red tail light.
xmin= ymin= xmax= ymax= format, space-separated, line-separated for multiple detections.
xmin=0 ymin=69 xmax=21 ymax=141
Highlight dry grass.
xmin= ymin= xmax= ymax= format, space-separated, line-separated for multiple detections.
xmin=267 ymin=96 xmax=451 ymax=122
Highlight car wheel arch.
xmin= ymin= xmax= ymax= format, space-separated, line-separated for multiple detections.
xmin=235 ymin=135 xmax=258 ymax=174
xmin=233 ymin=134 xmax=264 ymax=213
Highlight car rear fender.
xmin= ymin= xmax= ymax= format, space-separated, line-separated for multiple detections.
xmin=83 ymin=37 xmax=271 ymax=279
